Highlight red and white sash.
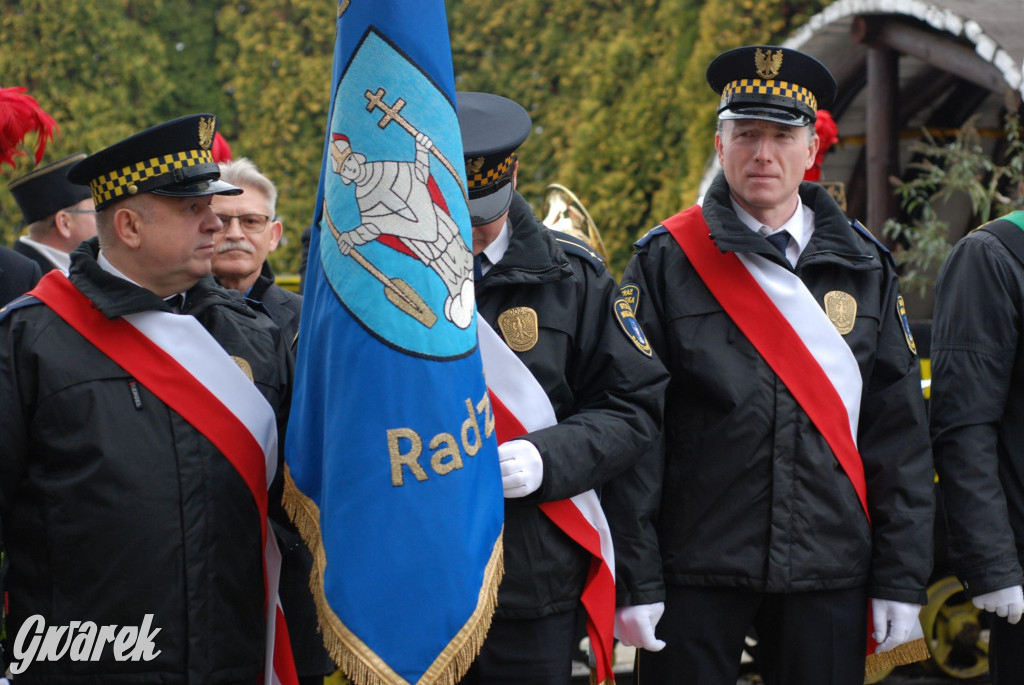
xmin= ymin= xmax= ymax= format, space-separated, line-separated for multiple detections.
xmin=664 ymin=206 xmax=869 ymax=521
xmin=478 ymin=319 xmax=617 ymax=685
xmin=29 ymin=272 xmax=298 ymax=685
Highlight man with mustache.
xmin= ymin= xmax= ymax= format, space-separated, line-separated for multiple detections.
xmin=211 ymin=158 xmax=302 ymax=344
xmin=0 ymin=114 xmax=294 ymax=683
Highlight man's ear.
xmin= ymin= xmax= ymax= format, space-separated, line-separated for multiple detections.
xmin=112 ymin=206 xmax=144 ymax=249
xmin=268 ymin=219 xmax=284 ymax=252
xmin=53 ymin=210 xmax=73 ymax=239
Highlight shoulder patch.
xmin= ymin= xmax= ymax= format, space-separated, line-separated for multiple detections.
xmin=635 ymin=225 xmax=668 ymax=249
xmin=613 ymin=297 xmax=653 ymax=357
xmin=0 ymin=294 xmax=42 ymax=323
xmin=619 ymin=283 xmax=641 ymax=317
xmin=553 ymin=233 xmax=605 ymax=271
xmin=896 ymin=294 xmax=917 ymax=356
xmin=851 ymin=219 xmax=896 ymax=269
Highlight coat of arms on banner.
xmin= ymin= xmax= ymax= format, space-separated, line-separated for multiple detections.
xmin=319 ymin=30 xmax=474 ymax=360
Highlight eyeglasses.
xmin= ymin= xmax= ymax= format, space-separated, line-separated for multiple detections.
xmin=214 ymin=213 xmax=272 ymax=233
xmin=64 ymin=209 xmax=96 ymax=215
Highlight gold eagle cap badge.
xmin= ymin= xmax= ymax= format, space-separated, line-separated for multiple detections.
xmin=198 ymin=116 xmax=216 ymax=150
xmin=231 ymin=356 xmax=255 ymax=383
xmin=755 ymin=48 xmax=784 ymax=79
xmin=824 ymin=291 xmax=857 ymax=335
xmin=497 ymin=307 xmax=539 ymax=352
xmin=467 ymin=156 xmax=485 ymax=176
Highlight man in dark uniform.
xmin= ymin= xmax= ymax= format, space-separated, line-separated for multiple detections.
xmin=0 ymin=246 xmax=40 ymax=306
xmin=455 ymin=91 xmax=669 ymax=685
xmin=212 ymin=157 xmax=303 ymax=343
xmin=8 ymin=153 xmax=96 ymax=274
xmin=603 ymin=46 xmax=934 ymax=685
xmin=0 ymin=114 xmax=294 ymax=684
xmin=931 ymin=208 xmax=1024 ymax=684
xmin=211 ymin=158 xmax=326 ymax=685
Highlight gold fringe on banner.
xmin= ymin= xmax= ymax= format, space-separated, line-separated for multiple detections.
xmin=283 ymin=466 xmax=505 ymax=685
xmin=864 ymin=637 xmax=930 ymax=677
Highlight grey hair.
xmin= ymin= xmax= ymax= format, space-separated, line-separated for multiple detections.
xmin=217 ymin=157 xmax=278 ymax=217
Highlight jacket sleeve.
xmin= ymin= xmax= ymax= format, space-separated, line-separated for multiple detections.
xmin=599 ymin=243 xmax=670 ymax=606
xmin=523 ymin=255 xmax=669 ymax=504
xmin=931 ymin=233 xmax=1024 ymax=597
xmin=857 ymin=252 xmax=935 ymax=605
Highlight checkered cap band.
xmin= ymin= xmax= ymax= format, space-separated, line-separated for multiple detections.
xmin=467 ymin=152 xmax=515 ymax=190
xmin=88 ymin=149 xmax=215 ymax=207
xmin=721 ymin=79 xmax=818 ymax=112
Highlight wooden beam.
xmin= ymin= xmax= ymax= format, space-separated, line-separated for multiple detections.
xmin=865 ymin=44 xmax=899 ymax=240
xmin=852 ymin=16 xmax=1008 ymax=94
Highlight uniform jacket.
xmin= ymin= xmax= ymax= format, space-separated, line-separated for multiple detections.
xmin=12 ymin=239 xmax=57 ymax=276
xmin=246 ymin=261 xmax=302 ymax=346
xmin=0 ymin=245 xmax=41 ymax=306
xmin=242 ymin=263 xmax=331 ymax=677
xmin=0 ymin=239 xmax=292 ymax=684
xmin=931 ymin=221 xmax=1024 ymax=598
xmin=476 ymin=192 xmax=668 ymax=618
xmin=604 ymin=173 xmax=934 ymax=607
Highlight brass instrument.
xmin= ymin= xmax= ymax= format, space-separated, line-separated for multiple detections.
xmin=541 ymin=183 xmax=609 ymax=261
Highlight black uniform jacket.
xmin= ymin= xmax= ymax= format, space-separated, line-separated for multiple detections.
xmin=242 ymin=263 xmax=332 ymax=678
xmin=12 ymin=239 xmax=57 ymax=275
xmin=604 ymin=174 xmax=934 ymax=608
xmin=931 ymin=222 xmax=1024 ymax=598
xmin=475 ymin=192 xmax=668 ymax=618
xmin=0 ymin=239 xmax=292 ymax=684
xmin=247 ymin=261 xmax=302 ymax=346
xmin=0 ymin=245 xmax=41 ymax=306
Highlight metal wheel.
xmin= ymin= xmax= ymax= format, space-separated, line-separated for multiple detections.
xmin=919 ymin=575 xmax=989 ymax=679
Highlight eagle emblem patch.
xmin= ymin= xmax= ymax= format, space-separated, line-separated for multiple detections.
xmin=497 ymin=307 xmax=539 ymax=352
xmin=824 ymin=290 xmax=856 ymax=335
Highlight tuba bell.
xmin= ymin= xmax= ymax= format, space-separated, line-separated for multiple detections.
xmin=541 ymin=183 xmax=609 ymax=261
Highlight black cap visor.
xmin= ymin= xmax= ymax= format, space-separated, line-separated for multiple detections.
xmin=151 ymin=178 xmax=242 ymax=199
xmin=468 ymin=176 xmax=514 ymax=226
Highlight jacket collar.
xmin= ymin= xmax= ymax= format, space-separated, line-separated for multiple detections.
xmin=479 ymin=192 xmax=573 ymax=287
xmin=702 ymin=172 xmax=878 ymax=270
xmin=69 ymin=238 xmax=254 ymax=320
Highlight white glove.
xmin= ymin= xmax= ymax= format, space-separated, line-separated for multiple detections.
xmin=499 ymin=439 xmax=543 ymax=498
xmin=972 ymin=585 xmax=1024 ymax=624
xmin=615 ymin=602 xmax=666 ymax=652
xmin=871 ymin=598 xmax=923 ymax=653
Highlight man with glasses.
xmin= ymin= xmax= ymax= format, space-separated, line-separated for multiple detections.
xmin=212 ymin=158 xmax=302 ymax=343
xmin=212 ymin=158 xmax=332 ymax=685
xmin=7 ymin=153 xmax=97 ymax=274
xmin=0 ymin=114 xmax=295 ymax=683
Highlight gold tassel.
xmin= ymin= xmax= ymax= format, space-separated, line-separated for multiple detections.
xmin=864 ymin=637 xmax=930 ymax=677
xmin=282 ymin=466 xmax=504 ymax=685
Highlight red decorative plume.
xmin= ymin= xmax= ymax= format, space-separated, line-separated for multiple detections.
xmin=211 ymin=132 xmax=233 ymax=163
xmin=805 ymin=109 xmax=839 ymax=182
xmin=0 ymin=87 xmax=58 ymax=171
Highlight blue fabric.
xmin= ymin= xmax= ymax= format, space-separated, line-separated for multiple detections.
xmin=765 ymin=230 xmax=791 ymax=256
xmin=285 ymin=2 xmax=503 ymax=681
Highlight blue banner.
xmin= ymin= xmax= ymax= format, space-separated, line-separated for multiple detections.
xmin=284 ymin=2 xmax=504 ymax=683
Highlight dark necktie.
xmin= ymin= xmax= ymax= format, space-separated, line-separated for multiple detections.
xmin=765 ymin=230 xmax=791 ymax=259
xmin=164 ymin=294 xmax=184 ymax=314
xmin=474 ymin=254 xmax=489 ymax=281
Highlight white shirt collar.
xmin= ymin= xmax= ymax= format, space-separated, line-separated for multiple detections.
xmin=730 ymin=198 xmax=815 ymax=265
xmin=96 ymin=251 xmax=187 ymax=307
xmin=17 ymin=236 xmax=70 ymax=274
xmin=479 ymin=219 xmax=511 ymax=273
